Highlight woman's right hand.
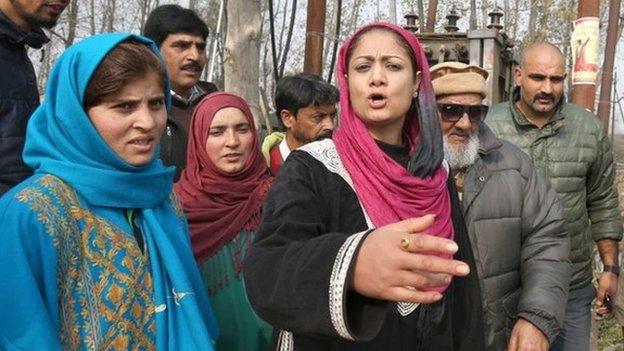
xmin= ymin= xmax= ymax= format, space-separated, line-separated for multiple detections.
xmin=352 ymin=214 xmax=470 ymax=304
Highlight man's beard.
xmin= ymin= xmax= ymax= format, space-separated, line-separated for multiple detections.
xmin=27 ymin=15 xmax=58 ymax=29
xmin=443 ymin=131 xmax=480 ymax=170
xmin=10 ymin=0 xmax=62 ymax=29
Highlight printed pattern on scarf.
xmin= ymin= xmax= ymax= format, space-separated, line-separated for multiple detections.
xmin=16 ymin=175 xmax=156 ymax=350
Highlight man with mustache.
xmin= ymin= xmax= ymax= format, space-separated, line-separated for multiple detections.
xmin=431 ymin=61 xmax=570 ymax=351
xmin=0 ymin=0 xmax=69 ymax=195
xmin=262 ymin=73 xmax=339 ymax=175
xmin=488 ymin=42 xmax=623 ymax=351
xmin=143 ymin=5 xmax=217 ymax=180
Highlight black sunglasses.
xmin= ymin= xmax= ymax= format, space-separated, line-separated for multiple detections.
xmin=437 ymin=104 xmax=489 ymax=124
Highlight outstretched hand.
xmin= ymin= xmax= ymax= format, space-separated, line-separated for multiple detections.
xmin=352 ymin=214 xmax=470 ymax=304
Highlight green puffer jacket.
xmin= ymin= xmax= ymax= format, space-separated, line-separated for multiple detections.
xmin=487 ymin=90 xmax=623 ymax=290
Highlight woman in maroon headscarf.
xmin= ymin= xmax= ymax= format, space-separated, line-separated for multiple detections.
xmin=175 ymin=92 xmax=273 ymax=351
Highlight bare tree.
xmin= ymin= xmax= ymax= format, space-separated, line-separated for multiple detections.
xmin=65 ymin=0 xmax=79 ymax=47
xmin=470 ymin=0 xmax=477 ymax=29
xmin=527 ymin=0 xmax=538 ymax=40
xmin=101 ymin=0 xmax=117 ymax=32
xmin=138 ymin=0 xmax=153 ymax=31
xmin=326 ymin=0 xmax=342 ymax=83
xmin=89 ymin=0 xmax=96 ymax=35
xmin=224 ymin=0 xmax=263 ymax=128
xmin=279 ymin=0 xmax=298 ymax=78
xmin=417 ymin=0 xmax=425 ymax=30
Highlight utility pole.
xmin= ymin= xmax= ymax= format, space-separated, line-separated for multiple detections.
xmin=597 ymin=0 xmax=621 ymax=129
xmin=425 ymin=0 xmax=438 ymax=32
xmin=303 ymin=0 xmax=326 ymax=75
xmin=570 ymin=0 xmax=600 ymax=112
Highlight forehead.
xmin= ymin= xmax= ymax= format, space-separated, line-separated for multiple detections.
xmin=102 ymin=72 xmax=164 ymax=100
xmin=437 ymin=93 xmax=483 ymax=105
xmin=521 ymin=49 xmax=566 ymax=75
xmin=162 ymin=33 xmax=205 ymax=45
xmin=298 ymin=103 xmax=336 ymax=115
xmin=211 ymin=107 xmax=248 ymax=126
xmin=349 ymin=29 xmax=410 ymax=60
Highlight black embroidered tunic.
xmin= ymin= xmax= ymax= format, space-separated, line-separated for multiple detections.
xmin=243 ymin=139 xmax=484 ymax=351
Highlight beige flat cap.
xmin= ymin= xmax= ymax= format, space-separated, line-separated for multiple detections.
xmin=430 ymin=61 xmax=489 ymax=98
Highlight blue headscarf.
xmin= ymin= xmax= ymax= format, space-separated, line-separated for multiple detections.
xmin=24 ymin=33 xmax=173 ymax=207
xmin=22 ymin=33 xmax=218 ymax=349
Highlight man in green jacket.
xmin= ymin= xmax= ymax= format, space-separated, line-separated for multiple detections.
xmin=488 ymin=42 xmax=623 ymax=351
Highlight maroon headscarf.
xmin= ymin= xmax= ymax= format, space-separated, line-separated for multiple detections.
xmin=175 ymin=92 xmax=273 ymax=264
xmin=333 ymin=23 xmax=453 ymax=292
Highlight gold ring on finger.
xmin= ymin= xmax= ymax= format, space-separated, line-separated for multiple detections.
xmin=400 ymin=237 xmax=410 ymax=250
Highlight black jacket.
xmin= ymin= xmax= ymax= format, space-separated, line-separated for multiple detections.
xmin=0 ymin=11 xmax=48 ymax=196
xmin=461 ymin=124 xmax=570 ymax=348
xmin=244 ymin=139 xmax=485 ymax=350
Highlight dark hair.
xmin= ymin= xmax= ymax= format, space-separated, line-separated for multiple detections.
xmin=143 ymin=5 xmax=209 ymax=47
xmin=275 ymin=73 xmax=339 ymax=128
xmin=346 ymin=27 xmax=418 ymax=78
xmin=84 ymin=40 xmax=166 ymax=109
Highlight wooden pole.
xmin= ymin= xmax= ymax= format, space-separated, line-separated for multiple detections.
xmin=425 ymin=0 xmax=438 ymax=33
xmin=303 ymin=0 xmax=326 ymax=75
xmin=597 ymin=0 xmax=621 ymax=129
xmin=570 ymin=0 xmax=600 ymax=111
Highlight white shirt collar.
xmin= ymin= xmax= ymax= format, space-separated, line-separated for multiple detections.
xmin=279 ymin=138 xmax=291 ymax=160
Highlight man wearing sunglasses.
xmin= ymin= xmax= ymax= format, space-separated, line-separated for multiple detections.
xmin=431 ymin=61 xmax=570 ymax=351
xmin=487 ymin=43 xmax=623 ymax=351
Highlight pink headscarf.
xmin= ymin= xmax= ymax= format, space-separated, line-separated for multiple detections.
xmin=175 ymin=92 xmax=273 ymax=264
xmin=334 ymin=22 xmax=454 ymax=251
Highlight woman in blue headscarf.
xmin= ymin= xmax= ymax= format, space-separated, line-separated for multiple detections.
xmin=0 ymin=33 xmax=218 ymax=350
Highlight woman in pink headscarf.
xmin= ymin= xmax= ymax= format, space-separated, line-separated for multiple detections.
xmin=244 ymin=22 xmax=485 ymax=350
xmin=175 ymin=92 xmax=273 ymax=351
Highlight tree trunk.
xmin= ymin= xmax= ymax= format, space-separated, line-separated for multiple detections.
xmin=138 ymin=0 xmax=151 ymax=32
xmin=101 ymin=0 xmax=117 ymax=32
xmin=417 ymin=0 xmax=425 ymax=31
xmin=326 ymin=0 xmax=341 ymax=83
xmin=425 ymin=0 xmax=438 ymax=32
xmin=65 ymin=0 xmax=79 ymax=47
xmin=538 ymin=0 xmax=554 ymax=40
xmin=511 ymin=0 xmax=520 ymax=39
xmin=470 ymin=0 xmax=477 ymax=29
xmin=89 ymin=0 xmax=96 ymax=35
xmin=279 ymin=0 xmax=297 ymax=78
xmin=224 ymin=0 xmax=262 ymax=128
xmin=347 ymin=0 xmax=364 ymax=35
xmin=389 ymin=0 xmax=397 ymax=23
xmin=481 ymin=0 xmax=489 ymax=28
xmin=527 ymin=0 xmax=538 ymax=40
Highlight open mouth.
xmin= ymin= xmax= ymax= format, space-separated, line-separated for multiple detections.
xmin=130 ymin=138 xmax=152 ymax=146
xmin=367 ymin=93 xmax=387 ymax=108
xmin=129 ymin=138 xmax=155 ymax=152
